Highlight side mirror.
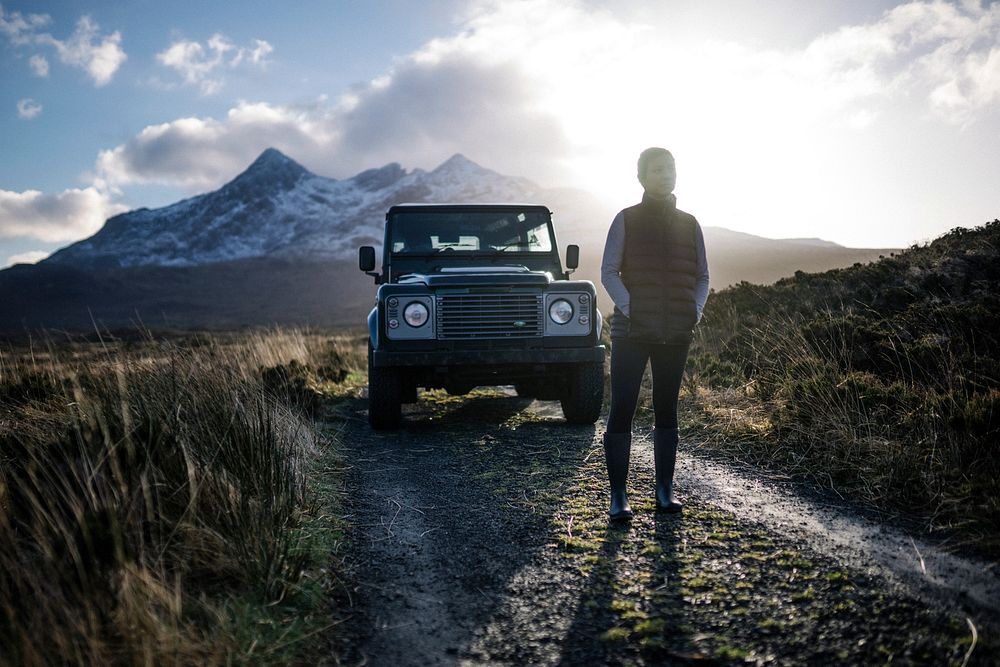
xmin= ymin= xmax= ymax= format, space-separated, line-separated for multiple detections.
xmin=359 ymin=246 xmax=381 ymax=284
xmin=359 ymin=246 xmax=376 ymax=272
xmin=566 ymin=244 xmax=580 ymax=270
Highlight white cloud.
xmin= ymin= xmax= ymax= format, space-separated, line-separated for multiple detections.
xmin=4 ymin=249 xmax=50 ymax=267
xmin=0 ymin=8 xmax=125 ymax=86
xmin=16 ymin=98 xmax=42 ymax=119
xmin=0 ymin=187 xmax=127 ymax=242
xmin=848 ymin=108 xmax=879 ymax=129
xmin=0 ymin=4 xmax=50 ymax=45
xmin=41 ymin=16 xmax=126 ymax=86
xmin=230 ymin=38 xmax=272 ymax=67
xmin=92 ymin=0 xmax=1000 ymax=200
xmin=94 ymin=103 xmax=334 ymax=190
xmin=797 ymin=0 xmax=1000 ymax=123
xmin=95 ymin=48 xmax=568 ymax=191
xmin=28 ymin=53 xmax=48 ymax=76
xmin=156 ymin=33 xmax=273 ymax=95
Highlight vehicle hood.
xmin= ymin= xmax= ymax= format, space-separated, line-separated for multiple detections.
xmin=397 ymin=266 xmax=553 ymax=287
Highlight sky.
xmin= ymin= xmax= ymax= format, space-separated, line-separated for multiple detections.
xmin=1 ymin=0 xmax=998 ymax=268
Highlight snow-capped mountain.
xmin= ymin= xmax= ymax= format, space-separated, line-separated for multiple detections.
xmin=1 ymin=149 xmax=899 ymax=333
xmin=44 ymin=149 xmax=551 ymax=269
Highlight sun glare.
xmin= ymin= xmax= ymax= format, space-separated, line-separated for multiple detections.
xmin=517 ymin=19 xmax=891 ymax=244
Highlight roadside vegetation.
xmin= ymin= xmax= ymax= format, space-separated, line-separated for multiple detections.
xmin=672 ymin=219 xmax=1000 ymax=556
xmin=0 ymin=328 xmax=365 ymax=666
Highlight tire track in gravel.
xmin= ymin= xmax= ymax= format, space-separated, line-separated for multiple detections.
xmin=331 ymin=391 xmax=598 ymax=665
xmin=329 ymin=390 xmax=999 ymax=665
xmin=653 ymin=447 xmax=1000 ymax=622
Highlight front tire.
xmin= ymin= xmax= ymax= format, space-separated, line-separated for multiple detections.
xmin=560 ymin=361 xmax=604 ymax=425
xmin=368 ymin=339 xmax=402 ymax=430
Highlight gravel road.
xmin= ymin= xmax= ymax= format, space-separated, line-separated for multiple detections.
xmin=327 ymin=389 xmax=999 ymax=666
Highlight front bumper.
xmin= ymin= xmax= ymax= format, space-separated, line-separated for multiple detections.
xmin=371 ymin=345 xmax=606 ymax=368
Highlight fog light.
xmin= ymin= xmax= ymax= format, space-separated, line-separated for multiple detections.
xmin=579 ymin=315 xmax=589 ymax=325
xmin=388 ymin=319 xmax=399 ymax=329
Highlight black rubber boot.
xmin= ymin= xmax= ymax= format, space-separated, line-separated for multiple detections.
xmin=603 ymin=432 xmax=633 ymax=521
xmin=653 ymin=427 xmax=683 ymax=513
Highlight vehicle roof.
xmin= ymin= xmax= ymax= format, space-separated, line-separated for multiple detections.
xmin=386 ymin=203 xmax=552 ymax=216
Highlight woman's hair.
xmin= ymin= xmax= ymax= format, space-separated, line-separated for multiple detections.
xmin=637 ymin=147 xmax=674 ymax=180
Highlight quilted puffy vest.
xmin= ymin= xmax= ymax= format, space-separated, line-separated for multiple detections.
xmin=619 ymin=194 xmax=698 ymax=343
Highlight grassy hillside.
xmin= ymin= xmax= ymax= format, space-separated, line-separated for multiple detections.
xmin=685 ymin=220 xmax=1000 ymax=555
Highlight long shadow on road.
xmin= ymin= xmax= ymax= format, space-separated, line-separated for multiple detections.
xmin=331 ymin=390 xmax=600 ymax=665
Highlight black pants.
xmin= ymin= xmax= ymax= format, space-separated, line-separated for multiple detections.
xmin=606 ymin=337 xmax=690 ymax=434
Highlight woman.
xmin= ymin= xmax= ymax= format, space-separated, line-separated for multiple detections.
xmin=600 ymin=147 xmax=710 ymax=521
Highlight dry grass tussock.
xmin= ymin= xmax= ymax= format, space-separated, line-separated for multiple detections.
xmin=0 ymin=327 xmax=360 ymax=665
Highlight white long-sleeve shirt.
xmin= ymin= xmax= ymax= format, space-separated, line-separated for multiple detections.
xmin=601 ymin=209 xmax=710 ymax=321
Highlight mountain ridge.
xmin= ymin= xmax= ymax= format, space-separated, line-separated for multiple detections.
xmin=1 ymin=148 xmax=903 ymax=332
xmin=43 ymin=148 xmax=547 ymax=270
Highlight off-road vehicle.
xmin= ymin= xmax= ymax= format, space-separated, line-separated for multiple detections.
xmin=359 ymin=203 xmax=605 ymax=430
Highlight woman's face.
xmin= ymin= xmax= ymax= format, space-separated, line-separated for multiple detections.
xmin=639 ymin=154 xmax=676 ymax=199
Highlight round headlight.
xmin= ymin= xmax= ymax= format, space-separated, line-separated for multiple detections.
xmin=549 ymin=299 xmax=573 ymax=324
xmin=403 ymin=301 xmax=429 ymax=327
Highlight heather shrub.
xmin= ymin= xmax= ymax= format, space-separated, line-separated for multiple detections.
xmin=687 ymin=219 xmax=1000 ymax=553
xmin=686 ymin=353 xmax=743 ymax=389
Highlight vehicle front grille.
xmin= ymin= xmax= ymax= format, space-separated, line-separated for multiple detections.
xmin=436 ymin=293 xmax=543 ymax=339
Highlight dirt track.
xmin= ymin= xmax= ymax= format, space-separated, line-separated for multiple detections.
xmin=327 ymin=390 xmax=999 ymax=665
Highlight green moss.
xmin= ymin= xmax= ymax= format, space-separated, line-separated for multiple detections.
xmin=610 ymin=599 xmax=635 ymax=613
xmin=600 ymin=627 xmax=631 ymax=642
xmin=790 ymin=587 xmax=816 ymax=602
xmin=639 ymin=636 xmax=667 ymax=648
xmin=501 ymin=411 xmax=547 ymax=430
xmin=684 ymin=576 xmax=711 ymax=589
xmin=558 ymin=535 xmax=599 ymax=552
xmin=759 ymin=617 xmax=782 ymax=630
xmin=831 ymin=601 xmax=855 ymax=614
xmin=716 ymin=645 xmax=750 ymax=660
xmin=633 ymin=618 xmax=666 ymax=636
xmin=641 ymin=542 xmax=663 ymax=556
xmin=739 ymin=552 xmax=769 ymax=563
xmin=621 ymin=610 xmax=649 ymax=621
xmin=707 ymin=530 xmax=742 ymax=541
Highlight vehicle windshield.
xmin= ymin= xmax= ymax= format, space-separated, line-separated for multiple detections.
xmin=388 ymin=209 xmax=554 ymax=255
